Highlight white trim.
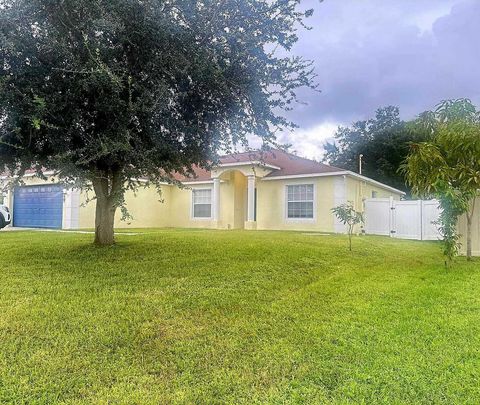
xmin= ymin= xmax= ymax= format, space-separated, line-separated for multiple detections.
xmin=0 ymin=170 xmax=55 ymax=180
xmin=212 ymin=178 xmax=220 ymax=221
xmin=247 ymin=175 xmax=256 ymax=222
xmin=183 ymin=179 xmax=229 ymax=185
xmin=346 ymin=171 xmax=405 ymax=195
xmin=63 ymin=189 xmax=80 ymax=229
xmin=190 ymin=186 xmax=213 ymax=220
xmin=0 ymin=174 xmax=170 ymax=187
xmin=183 ymin=180 xmax=215 ymax=185
xmin=262 ymin=171 xmax=405 ymax=195
xmin=130 ymin=179 xmax=171 ymax=185
xmin=284 ymin=182 xmax=316 ymax=223
xmin=263 ymin=172 xmax=341 ymax=181
xmin=217 ymin=161 xmax=281 ymax=170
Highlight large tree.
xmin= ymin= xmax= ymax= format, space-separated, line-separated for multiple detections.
xmin=0 ymin=0 xmax=316 ymax=244
xmin=324 ymin=106 xmax=426 ymax=194
xmin=402 ymin=99 xmax=480 ymax=261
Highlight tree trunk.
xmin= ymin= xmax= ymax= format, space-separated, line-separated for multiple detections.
xmin=466 ymin=201 xmax=475 ymax=261
xmin=348 ymin=225 xmax=353 ymax=251
xmin=94 ymin=193 xmax=116 ymax=245
xmin=92 ymin=171 xmax=123 ymax=246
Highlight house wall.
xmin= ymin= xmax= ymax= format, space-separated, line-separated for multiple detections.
xmin=346 ymin=177 xmax=402 ymax=212
xmin=168 ymin=183 xmax=218 ymax=229
xmin=3 ymin=173 xmax=404 ymax=232
xmin=92 ymin=175 xmax=402 ymax=232
xmin=458 ymin=197 xmax=480 ymax=256
xmin=233 ymin=172 xmax=247 ymax=229
xmin=254 ymin=175 xmax=402 ymax=233
xmin=76 ymin=172 xmax=246 ymax=230
xmin=79 ymin=179 xmax=240 ymax=230
xmin=78 ymin=184 xmax=173 ymax=229
xmin=157 ymin=176 xmax=238 ymax=230
xmin=345 ymin=177 xmax=402 ymax=234
xmin=167 ymin=183 xmax=214 ymax=228
xmin=256 ymin=176 xmax=336 ymax=232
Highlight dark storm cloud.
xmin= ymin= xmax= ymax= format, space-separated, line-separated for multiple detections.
xmin=289 ymin=0 xmax=480 ymax=128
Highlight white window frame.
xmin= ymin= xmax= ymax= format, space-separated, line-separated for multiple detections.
xmin=191 ymin=187 xmax=213 ymax=220
xmin=284 ymin=183 xmax=316 ymax=222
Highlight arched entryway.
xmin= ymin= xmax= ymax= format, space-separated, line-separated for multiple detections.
xmin=217 ymin=169 xmax=249 ymax=229
xmin=210 ymin=160 xmax=276 ymax=230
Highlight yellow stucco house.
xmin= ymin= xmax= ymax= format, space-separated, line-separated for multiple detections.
xmin=1 ymin=149 xmax=405 ymax=232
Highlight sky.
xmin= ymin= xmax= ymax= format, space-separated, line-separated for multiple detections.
xmin=273 ymin=0 xmax=480 ymax=160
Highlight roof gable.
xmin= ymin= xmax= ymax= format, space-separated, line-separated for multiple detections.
xmin=177 ymin=149 xmax=343 ymax=182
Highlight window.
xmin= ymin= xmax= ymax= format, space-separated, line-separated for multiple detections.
xmin=192 ymin=188 xmax=212 ymax=218
xmin=371 ymin=191 xmax=378 ymax=198
xmin=286 ymin=184 xmax=314 ymax=219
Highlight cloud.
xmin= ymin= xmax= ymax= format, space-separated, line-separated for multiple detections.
xmin=278 ymin=122 xmax=339 ymax=161
xmin=277 ymin=0 xmax=480 ymax=157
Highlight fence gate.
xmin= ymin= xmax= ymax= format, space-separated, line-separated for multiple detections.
xmin=364 ymin=198 xmax=441 ymax=241
xmin=421 ymin=200 xmax=443 ymax=240
xmin=394 ymin=200 xmax=422 ymax=239
xmin=364 ymin=198 xmax=392 ymax=236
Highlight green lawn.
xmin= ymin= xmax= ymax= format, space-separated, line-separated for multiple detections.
xmin=1 ymin=229 xmax=479 ymax=404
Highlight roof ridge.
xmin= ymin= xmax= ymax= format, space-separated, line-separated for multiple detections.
xmin=218 ymin=148 xmax=344 ymax=171
xmin=218 ymin=148 xmax=276 ymax=158
xmin=277 ymin=149 xmax=345 ymax=171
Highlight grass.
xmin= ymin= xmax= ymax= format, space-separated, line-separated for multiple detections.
xmin=0 ymin=229 xmax=479 ymax=404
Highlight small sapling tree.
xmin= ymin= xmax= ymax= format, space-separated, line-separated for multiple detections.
xmin=332 ymin=202 xmax=364 ymax=251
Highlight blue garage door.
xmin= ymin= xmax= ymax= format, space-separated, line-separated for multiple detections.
xmin=13 ymin=185 xmax=63 ymax=228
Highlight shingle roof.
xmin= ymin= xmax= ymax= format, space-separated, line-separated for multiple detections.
xmin=2 ymin=149 xmax=405 ymax=195
xmin=176 ymin=149 xmax=344 ymax=182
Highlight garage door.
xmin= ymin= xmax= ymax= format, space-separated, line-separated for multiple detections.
xmin=13 ymin=185 xmax=63 ymax=228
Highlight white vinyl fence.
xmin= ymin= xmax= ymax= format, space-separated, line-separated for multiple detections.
xmin=364 ymin=198 xmax=442 ymax=241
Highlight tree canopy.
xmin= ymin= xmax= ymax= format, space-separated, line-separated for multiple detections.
xmin=0 ymin=0 xmax=316 ymax=244
xmin=402 ymin=99 xmax=480 ymax=261
xmin=323 ymin=106 xmax=427 ymax=194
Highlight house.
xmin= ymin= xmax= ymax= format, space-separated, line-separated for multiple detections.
xmin=1 ymin=149 xmax=405 ymax=232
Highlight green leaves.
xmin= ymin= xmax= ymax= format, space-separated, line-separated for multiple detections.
xmin=1 ymin=0 xmax=317 ymax=184
xmin=331 ymin=202 xmax=364 ymax=227
xmin=324 ymin=106 xmax=417 ymax=194
xmin=435 ymin=98 xmax=478 ymax=123
xmin=403 ymin=99 xmax=480 ymax=261
xmin=331 ymin=202 xmax=364 ymax=251
xmin=0 ymin=0 xmax=317 ymax=240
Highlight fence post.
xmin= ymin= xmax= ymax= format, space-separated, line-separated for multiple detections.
xmin=389 ymin=196 xmax=395 ymax=238
xmin=420 ymin=200 xmax=424 ymax=241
